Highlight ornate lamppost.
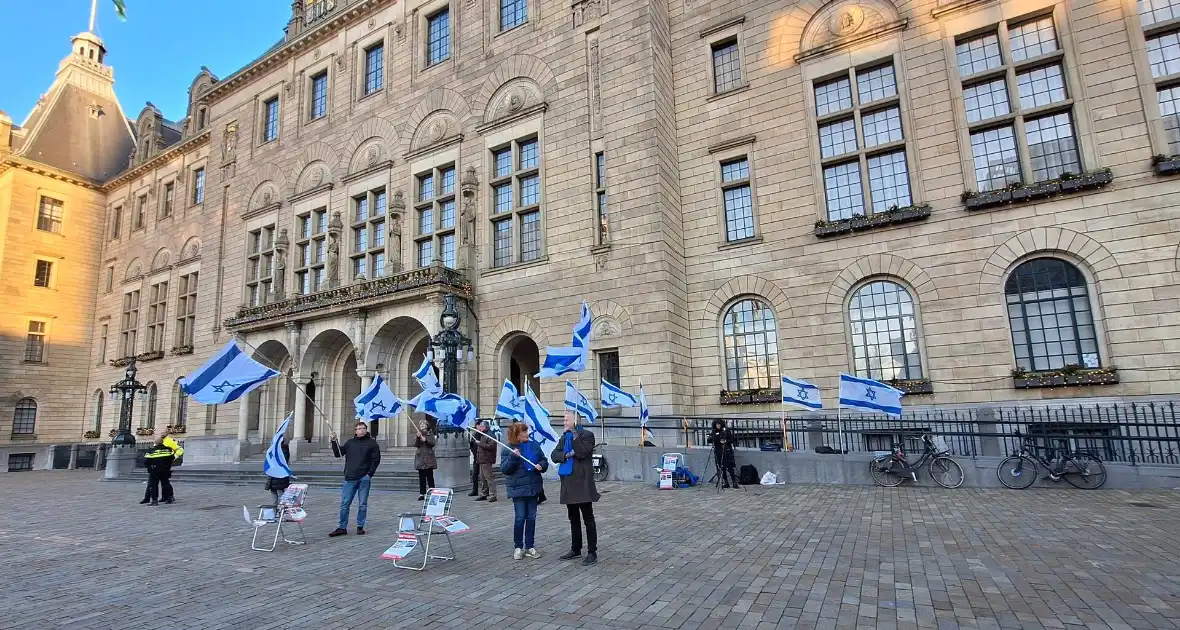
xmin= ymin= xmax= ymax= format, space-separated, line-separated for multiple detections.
xmin=429 ymin=293 xmax=474 ymax=395
xmin=109 ymin=358 xmax=148 ymax=446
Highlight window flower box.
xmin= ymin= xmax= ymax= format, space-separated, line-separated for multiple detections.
xmin=963 ymin=189 xmax=1012 ymax=210
xmin=136 ymin=426 xmax=156 ymax=437
xmin=1153 ymin=154 xmax=1180 ymax=175
xmin=170 ymin=345 xmax=194 ymax=356
xmin=885 ymin=378 xmax=934 ymax=395
xmin=166 ymin=424 xmax=187 ymax=435
xmin=719 ymin=388 xmax=782 ymax=404
xmin=719 ymin=390 xmax=751 ymax=405
xmin=1009 ymin=180 xmax=1060 ymax=202
xmin=1059 ymin=169 xmax=1112 ymax=193
xmin=813 ymin=204 xmax=931 ymax=238
xmin=136 ymin=350 xmax=165 ymax=362
xmin=109 ymin=356 xmax=134 ymax=368
xmin=1012 ymin=366 xmax=1119 ymax=389
xmin=83 ymin=430 xmax=100 ymax=439
xmin=108 ymin=429 xmax=118 ymax=437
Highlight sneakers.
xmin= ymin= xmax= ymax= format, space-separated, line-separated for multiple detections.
xmin=328 ymin=528 xmax=348 ymax=537
xmin=582 ymin=552 xmax=598 ymax=566
xmin=559 ymin=550 xmax=581 ymax=561
xmin=139 ymin=498 xmax=150 ymax=505
xmin=513 ymin=548 xmax=523 ymax=560
xmin=525 ymin=548 xmax=541 ymax=559
xmin=356 ymin=527 xmax=366 ymax=535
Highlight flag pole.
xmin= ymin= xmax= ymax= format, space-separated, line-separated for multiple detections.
xmin=467 ymin=427 xmax=538 ymax=468
xmin=88 ymin=0 xmax=98 ymax=32
xmin=230 ymin=334 xmax=339 ymax=441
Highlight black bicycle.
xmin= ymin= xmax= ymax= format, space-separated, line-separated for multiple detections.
xmin=592 ymin=442 xmax=608 ymax=482
xmin=996 ymin=431 xmax=1107 ymax=490
xmin=870 ymin=434 xmax=964 ymax=488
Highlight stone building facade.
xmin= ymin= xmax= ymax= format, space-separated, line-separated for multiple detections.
xmin=3 ymin=0 xmax=1179 ymax=466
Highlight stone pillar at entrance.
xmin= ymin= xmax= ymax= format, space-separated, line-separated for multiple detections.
xmin=290 ymin=376 xmax=310 ymax=460
xmin=237 ymin=398 xmax=250 ymax=443
xmin=434 ymin=430 xmax=475 ymax=492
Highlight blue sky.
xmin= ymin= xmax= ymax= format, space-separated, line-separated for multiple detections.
xmin=0 ymin=0 xmax=290 ymax=124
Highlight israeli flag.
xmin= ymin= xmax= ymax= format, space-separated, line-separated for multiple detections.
xmin=537 ymin=345 xmax=586 ymax=378
xmin=523 ymin=383 xmax=559 ymax=465
xmin=600 ymin=379 xmax=638 ymax=408
xmin=838 ymin=373 xmax=904 ymax=418
xmin=495 ymin=380 xmax=525 ymax=420
xmin=180 ymin=341 xmax=280 ymax=404
xmin=572 ymin=300 xmax=592 ymax=347
xmin=408 ymin=354 xmax=444 ymax=411
xmin=421 ymin=393 xmax=478 ymax=429
xmin=564 ymin=381 xmax=597 ymax=424
xmin=781 ymin=375 xmax=823 ymax=411
xmin=639 ymin=383 xmax=649 ymax=430
xmin=354 ymin=374 xmax=404 ymax=421
xmin=264 ymin=413 xmax=292 ymax=479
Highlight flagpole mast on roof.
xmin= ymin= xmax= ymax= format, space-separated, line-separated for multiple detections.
xmin=88 ymin=0 xmax=98 ymax=32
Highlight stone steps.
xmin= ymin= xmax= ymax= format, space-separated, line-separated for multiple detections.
xmin=121 ymin=465 xmax=498 ymax=493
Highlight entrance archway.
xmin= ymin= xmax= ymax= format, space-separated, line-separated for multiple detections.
xmin=247 ymin=339 xmax=293 ymax=441
xmin=503 ymin=334 xmax=540 ymax=395
xmin=300 ymin=328 xmax=357 ymax=440
xmin=366 ymin=315 xmax=433 ymax=445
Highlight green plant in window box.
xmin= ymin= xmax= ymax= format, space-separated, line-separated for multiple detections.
xmin=83 ymin=430 xmax=100 ymax=440
xmin=135 ymin=426 xmax=155 ymax=437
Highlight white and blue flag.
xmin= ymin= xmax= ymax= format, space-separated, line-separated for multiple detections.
xmin=407 ymin=354 xmax=444 ymax=411
xmin=354 ymin=374 xmax=404 ymax=421
xmin=564 ymin=380 xmax=597 ymax=424
xmin=639 ymin=382 xmax=649 ymax=431
xmin=181 ymin=340 xmax=280 ymax=405
xmin=495 ymin=379 xmax=525 ymax=420
xmin=781 ymin=375 xmax=823 ymax=411
xmin=838 ymin=373 xmax=904 ymax=418
xmin=264 ymin=413 xmax=293 ymax=479
xmin=421 ymin=393 xmax=478 ymax=429
xmin=537 ymin=301 xmax=593 ymax=378
xmin=572 ymin=300 xmax=592 ymax=348
xmin=600 ymin=379 xmax=638 ymax=408
xmin=523 ymin=383 xmax=560 ymax=465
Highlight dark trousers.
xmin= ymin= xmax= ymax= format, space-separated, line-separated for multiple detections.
xmin=469 ymin=461 xmax=479 ymax=494
xmin=144 ymin=461 xmax=173 ymax=501
xmin=715 ymin=450 xmax=737 ymax=486
xmin=478 ymin=463 xmax=496 ymax=498
xmin=417 ymin=469 xmax=436 ymax=495
xmin=566 ymin=503 xmax=597 ymax=554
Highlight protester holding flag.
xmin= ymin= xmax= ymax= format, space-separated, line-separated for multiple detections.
xmin=474 ymin=420 xmax=499 ymax=502
xmin=413 ymin=420 xmax=437 ymax=501
xmin=501 ymin=421 xmax=549 ymax=560
xmin=551 ymin=411 xmax=601 ymax=566
xmin=327 ymin=421 xmax=381 ymax=537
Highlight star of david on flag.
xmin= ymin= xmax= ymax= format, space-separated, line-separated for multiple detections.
xmin=564 ymin=380 xmax=597 ymax=424
xmin=537 ymin=301 xmax=593 ymax=378
xmin=494 ymin=379 xmax=526 ymax=421
xmin=353 ymin=374 xmax=405 ymax=421
xmin=780 ymin=375 xmax=823 ymax=410
xmin=407 ymin=354 xmax=444 ymax=411
xmin=600 ymin=379 xmax=638 ymax=408
xmin=523 ymin=383 xmax=560 ymax=466
xmin=180 ymin=340 xmax=280 ymax=405
xmin=838 ymin=373 xmax=903 ymax=418
xmin=264 ymin=413 xmax=293 ymax=479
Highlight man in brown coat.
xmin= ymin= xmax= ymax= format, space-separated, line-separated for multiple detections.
xmin=474 ymin=420 xmax=498 ymax=502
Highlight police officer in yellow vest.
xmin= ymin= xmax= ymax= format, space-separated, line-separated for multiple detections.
xmin=141 ymin=429 xmax=184 ymax=506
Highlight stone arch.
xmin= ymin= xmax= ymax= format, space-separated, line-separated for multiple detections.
xmin=291 ymin=142 xmax=340 ymax=195
xmin=481 ymin=313 xmax=551 ymax=365
xmin=978 ymin=227 xmax=1123 ymax=295
xmin=124 ymin=257 xmax=143 ymax=280
xmin=340 ymin=117 xmax=398 ymax=178
xmin=588 ymin=298 xmax=634 ymax=343
xmin=708 ymin=275 xmax=793 ymax=322
xmin=472 ymin=55 xmax=558 ymax=122
xmin=299 ymin=327 xmax=356 ymax=377
xmin=364 ymin=314 xmax=433 ymax=374
xmin=399 ymin=88 xmax=472 ymax=155
xmin=241 ymin=163 xmax=288 ymax=210
xmin=150 ymin=248 xmax=171 ymax=272
xmin=827 ymin=254 xmax=937 ymax=314
xmin=180 ymin=236 xmax=202 ymax=260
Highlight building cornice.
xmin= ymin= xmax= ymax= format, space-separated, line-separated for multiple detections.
xmin=1 ymin=155 xmax=102 ymax=189
xmin=200 ymin=0 xmax=390 ymax=107
xmin=101 ymin=130 xmax=210 ymax=192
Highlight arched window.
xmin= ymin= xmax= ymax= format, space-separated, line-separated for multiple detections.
xmin=722 ymin=297 xmax=780 ymax=390
xmin=92 ymin=390 xmax=104 ymax=432
xmin=174 ymin=380 xmax=188 ymax=427
xmin=145 ymin=382 xmax=158 ymax=428
xmin=848 ymin=280 xmax=923 ymax=380
xmin=12 ymin=398 xmax=37 ymax=436
xmin=1005 ymin=258 xmax=1099 ymax=371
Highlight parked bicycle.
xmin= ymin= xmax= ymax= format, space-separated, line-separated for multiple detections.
xmin=592 ymin=442 xmax=608 ymax=482
xmin=996 ymin=430 xmax=1107 ymax=489
xmin=870 ymin=434 xmax=964 ymax=488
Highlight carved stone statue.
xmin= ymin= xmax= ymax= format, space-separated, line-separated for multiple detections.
xmin=386 ymin=191 xmax=405 ymax=275
xmin=224 ymin=123 xmax=237 ymax=157
xmin=326 ymin=211 xmax=343 ymax=288
xmin=460 ymin=198 xmax=475 ymax=246
xmin=274 ymin=228 xmax=289 ymax=299
xmin=459 ymin=167 xmax=479 ymax=265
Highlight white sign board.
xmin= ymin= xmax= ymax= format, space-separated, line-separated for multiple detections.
xmin=380 ymin=533 xmax=418 ymax=560
xmin=659 ymin=469 xmax=674 ymax=489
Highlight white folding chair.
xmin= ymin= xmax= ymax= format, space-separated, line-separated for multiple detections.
xmin=657 ymin=453 xmax=685 ymax=489
xmin=250 ymin=483 xmax=308 ymax=552
xmin=392 ymin=487 xmax=456 ymax=571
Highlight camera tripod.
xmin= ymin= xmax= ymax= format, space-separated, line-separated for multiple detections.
xmin=700 ymin=449 xmax=743 ymax=493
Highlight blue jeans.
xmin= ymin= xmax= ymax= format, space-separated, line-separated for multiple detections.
xmin=512 ymin=496 xmax=538 ymax=549
xmin=338 ymin=476 xmax=371 ymax=529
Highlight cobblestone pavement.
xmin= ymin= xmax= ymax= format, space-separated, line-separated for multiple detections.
xmin=3 ymin=473 xmax=1180 ymax=630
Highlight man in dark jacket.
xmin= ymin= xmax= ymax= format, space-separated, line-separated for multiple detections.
xmin=468 ymin=433 xmax=480 ymax=497
xmin=711 ymin=419 xmax=738 ymax=488
xmin=328 ymin=421 xmax=381 ymax=536
xmin=474 ymin=420 xmax=498 ymax=502
xmin=552 ymin=412 xmax=601 ymax=566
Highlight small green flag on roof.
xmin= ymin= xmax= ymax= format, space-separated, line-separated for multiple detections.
xmin=113 ymin=0 xmax=127 ymax=20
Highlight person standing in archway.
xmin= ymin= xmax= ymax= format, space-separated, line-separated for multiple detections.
xmin=328 ymin=421 xmax=381 ymax=537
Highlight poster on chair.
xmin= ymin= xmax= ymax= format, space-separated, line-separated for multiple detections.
xmin=380 ymin=533 xmax=418 ymax=560
xmin=424 ymin=489 xmax=449 ymax=518
xmin=661 ymin=455 xmax=678 ymax=471
xmin=659 ymin=469 xmax=674 ymax=489
xmin=432 ymin=516 xmax=470 ymax=534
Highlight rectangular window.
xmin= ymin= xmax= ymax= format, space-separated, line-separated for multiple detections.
xmin=500 ymin=0 xmax=527 ymax=31
xmin=957 ymin=17 xmax=1081 ymax=191
xmin=25 ymin=321 xmax=47 ymax=362
xmin=414 ymin=166 xmax=457 ymax=269
xmin=364 ymin=43 xmax=384 ymax=95
xmin=598 ymin=349 xmax=620 ymax=386
xmin=711 ymin=40 xmax=742 ymax=93
xmin=594 ymin=152 xmax=607 ymax=245
xmin=36 ymin=196 xmax=63 ymax=233
xmin=351 ymin=188 xmax=387 ymax=280
xmin=175 ymin=272 xmax=198 ymax=347
xmin=33 ymin=260 xmax=53 ymax=288
xmin=105 ymin=265 xmax=114 ymax=293
xmin=488 ymin=137 xmax=542 ymax=268
xmin=1141 ymin=2 xmax=1180 ymax=153
xmin=98 ymin=323 xmax=108 ymax=363
xmin=310 ymin=72 xmax=328 ymax=120
xmin=133 ymin=195 xmax=146 ymax=230
xmin=110 ymin=205 xmax=122 ymax=239
xmin=146 ymin=281 xmax=168 ymax=353
xmin=8 ymin=453 xmax=35 ymax=471
xmin=192 ymin=168 xmax=205 ymax=205
xmin=814 ymin=61 xmax=912 ymax=220
xmin=161 ymin=182 xmax=174 ymax=217
xmin=427 ymin=8 xmax=450 ymax=66
xmin=246 ymin=225 xmax=275 ymax=305
xmin=120 ymin=290 xmax=140 ymax=357
xmin=263 ymin=97 xmax=279 ymax=142
xmin=720 ymin=157 xmax=755 ymax=242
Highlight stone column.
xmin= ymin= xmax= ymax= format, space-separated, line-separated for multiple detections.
xmin=68 ymin=443 xmax=79 ymax=470
xmin=237 ymin=398 xmax=250 ymax=443
xmin=104 ymin=445 xmax=138 ymax=480
xmin=290 ymin=376 xmax=310 ymax=460
xmin=433 ymin=429 xmax=476 ymax=492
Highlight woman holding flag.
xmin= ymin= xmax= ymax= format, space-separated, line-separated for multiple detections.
xmin=413 ymin=419 xmax=437 ymax=501
xmin=501 ymin=421 xmax=548 ymax=559
xmin=552 ymin=411 xmax=601 ymax=566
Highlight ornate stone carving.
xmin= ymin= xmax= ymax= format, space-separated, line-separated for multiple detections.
xmin=429 ymin=120 xmax=446 ymax=142
xmin=411 ymin=111 xmax=458 ymax=151
xmin=310 ymin=167 xmax=324 ymax=187
xmin=506 ymin=90 xmax=524 ymax=113
xmin=284 ymin=81 xmax=295 ymax=97
xmin=594 ymin=249 xmax=609 ymax=272
xmin=386 ymin=190 xmax=404 ymax=275
xmin=126 ymin=260 xmax=143 ymax=279
xmin=573 ymin=0 xmax=605 ymax=28
xmin=367 ymin=145 xmax=379 ymax=166
xmin=589 ymin=36 xmax=602 ymax=133
xmin=485 ymin=79 xmax=544 ymax=124
xmin=182 ymin=238 xmax=201 ymax=260
xmin=395 ymin=21 xmax=405 ymax=42
xmin=830 ymin=5 xmax=864 ymax=36
xmin=314 ymin=49 xmax=321 ymax=60
xmin=326 ymin=211 xmax=343 ymax=288
xmin=262 ymin=190 xmax=273 ymax=206
xmin=336 ymin=54 xmax=347 ymax=71
xmin=224 ymin=122 xmax=237 ymax=158
xmin=798 ymin=0 xmax=901 ymax=61
xmin=274 ymin=228 xmax=289 ymax=300
xmin=460 ymin=167 xmax=478 ymax=250
xmin=593 ymin=317 xmax=621 ymax=339
xmin=151 ymin=249 xmax=171 ymax=271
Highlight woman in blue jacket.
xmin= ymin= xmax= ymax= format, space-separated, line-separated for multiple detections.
xmin=500 ymin=421 xmax=549 ymax=559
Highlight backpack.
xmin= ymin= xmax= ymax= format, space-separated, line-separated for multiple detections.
xmin=738 ymin=464 xmax=759 ymax=485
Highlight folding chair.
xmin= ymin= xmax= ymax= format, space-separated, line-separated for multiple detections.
xmin=656 ymin=453 xmax=685 ymax=489
xmin=391 ymin=487 xmax=456 ymax=571
xmin=250 ymin=483 xmax=308 ymax=552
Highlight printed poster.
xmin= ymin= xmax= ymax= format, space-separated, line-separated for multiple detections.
xmin=661 ymin=455 xmax=678 ymax=471
xmin=380 ymin=533 xmax=418 ymax=560
xmin=431 ymin=516 xmax=470 ymax=534
xmin=424 ymin=489 xmax=449 ymax=517
xmin=659 ymin=469 xmax=674 ymax=489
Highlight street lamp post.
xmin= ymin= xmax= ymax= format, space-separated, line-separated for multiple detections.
xmin=430 ymin=293 xmax=474 ymax=395
xmin=109 ymin=357 xmax=148 ymax=446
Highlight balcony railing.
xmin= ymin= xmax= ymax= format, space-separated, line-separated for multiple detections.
xmin=225 ymin=264 xmax=470 ymax=329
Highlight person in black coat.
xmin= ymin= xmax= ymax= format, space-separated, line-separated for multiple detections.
xmin=551 ymin=412 xmax=600 ymax=566
xmin=327 ymin=421 xmax=381 ymax=536
xmin=468 ymin=432 xmax=480 ymax=497
xmin=711 ymin=419 xmax=738 ymax=488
